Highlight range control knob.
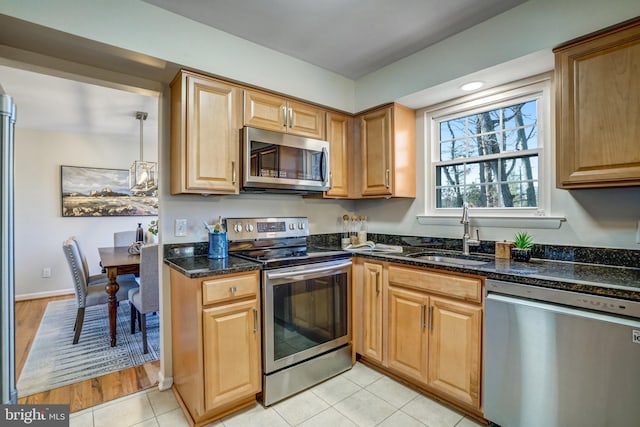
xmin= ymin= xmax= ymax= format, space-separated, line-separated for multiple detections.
xmin=233 ymin=223 xmax=243 ymax=233
xmin=298 ymin=222 xmax=305 ymax=230
xmin=289 ymin=223 xmax=295 ymax=230
xmin=245 ymin=223 xmax=254 ymax=232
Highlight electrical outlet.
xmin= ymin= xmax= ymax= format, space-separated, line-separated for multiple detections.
xmin=41 ymin=267 xmax=51 ymax=278
xmin=636 ymin=220 xmax=640 ymax=244
xmin=175 ymin=219 xmax=187 ymax=237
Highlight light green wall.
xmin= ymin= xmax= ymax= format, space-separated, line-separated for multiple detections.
xmin=355 ymin=0 xmax=640 ymax=110
xmin=0 ymin=0 xmax=355 ymax=112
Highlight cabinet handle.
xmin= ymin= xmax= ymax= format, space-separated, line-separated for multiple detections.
xmin=375 ymin=271 xmax=380 ymax=294
xmin=421 ymin=304 xmax=426 ymax=329
xmin=385 ymin=169 xmax=390 ymax=189
xmin=253 ymin=308 xmax=258 ymax=333
xmin=231 ymin=161 xmax=236 ymax=184
xmin=229 ymin=286 xmax=237 ymax=294
xmin=288 ymin=107 xmax=293 ymax=128
xmin=282 ymin=106 xmax=288 ymax=127
xmin=428 ymin=305 xmax=433 ymax=331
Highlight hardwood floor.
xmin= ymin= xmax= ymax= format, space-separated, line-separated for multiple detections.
xmin=15 ymin=295 xmax=161 ymax=412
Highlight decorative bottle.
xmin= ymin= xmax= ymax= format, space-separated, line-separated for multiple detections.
xmin=358 ymin=215 xmax=368 ymax=244
xmin=341 ymin=214 xmax=351 ymax=249
xmin=136 ymin=223 xmax=144 ymax=243
xmin=350 ymin=215 xmax=359 ymax=244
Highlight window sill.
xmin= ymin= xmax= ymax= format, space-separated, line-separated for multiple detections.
xmin=416 ymin=215 xmax=566 ymax=229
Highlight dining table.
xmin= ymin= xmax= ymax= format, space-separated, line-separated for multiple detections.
xmin=98 ymin=246 xmax=140 ymax=347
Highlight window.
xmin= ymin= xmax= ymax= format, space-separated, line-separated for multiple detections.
xmin=424 ymin=77 xmax=551 ymax=217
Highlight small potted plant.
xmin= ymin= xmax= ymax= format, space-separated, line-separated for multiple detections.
xmin=146 ymin=220 xmax=158 ymax=244
xmin=511 ymin=231 xmax=533 ymax=262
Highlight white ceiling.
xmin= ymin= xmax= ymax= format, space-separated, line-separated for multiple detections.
xmin=143 ymin=0 xmax=527 ymax=79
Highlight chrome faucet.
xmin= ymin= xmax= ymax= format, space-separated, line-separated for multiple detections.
xmin=460 ymin=203 xmax=480 ymax=255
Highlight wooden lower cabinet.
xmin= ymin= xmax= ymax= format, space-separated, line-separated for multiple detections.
xmin=428 ymin=296 xmax=482 ymax=409
xmin=356 ymin=262 xmax=484 ymax=417
xmin=386 ymin=285 xmax=428 ymax=382
xmin=361 ymin=262 xmax=384 ymax=362
xmin=202 ymin=299 xmax=260 ymax=411
xmin=170 ymin=269 xmax=261 ymax=426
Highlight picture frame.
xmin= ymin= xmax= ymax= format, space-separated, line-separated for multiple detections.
xmin=61 ymin=165 xmax=158 ymax=217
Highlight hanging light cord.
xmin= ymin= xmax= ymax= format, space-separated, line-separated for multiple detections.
xmin=136 ymin=111 xmax=148 ymax=161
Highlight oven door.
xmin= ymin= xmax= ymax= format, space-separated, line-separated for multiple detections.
xmin=263 ymin=259 xmax=351 ymax=374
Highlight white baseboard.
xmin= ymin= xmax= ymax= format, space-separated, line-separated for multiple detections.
xmin=157 ymin=372 xmax=173 ymax=391
xmin=15 ymin=288 xmax=74 ymax=301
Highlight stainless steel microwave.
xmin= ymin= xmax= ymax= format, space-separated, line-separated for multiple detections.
xmin=241 ymin=126 xmax=331 ymax=193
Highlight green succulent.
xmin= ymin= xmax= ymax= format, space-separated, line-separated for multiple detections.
xmin=513 ymin=231 xmax=534 ymax=249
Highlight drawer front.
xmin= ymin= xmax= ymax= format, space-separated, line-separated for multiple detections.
xmin=388 ymin=266 xmax=482 ymax=303
xmin=202 ymin=273 xmax=259 ymax=305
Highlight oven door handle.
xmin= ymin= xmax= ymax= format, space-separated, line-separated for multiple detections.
xmin=266 ymin=260 xmax=351 ymax=282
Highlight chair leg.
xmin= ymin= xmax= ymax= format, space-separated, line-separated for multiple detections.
xmin=73 ymin=307 xmax=85 ymax=344
xmin=141 ymin=313 xmax=148 ymax=354
xmin=137 ymin=310 xmax=142 ymax=332
xmin=130 ymin=304 xmax=137 ymax=334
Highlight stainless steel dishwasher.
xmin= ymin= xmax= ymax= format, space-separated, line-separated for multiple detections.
xmin=484 ymin=279 xmax=640 ymax=427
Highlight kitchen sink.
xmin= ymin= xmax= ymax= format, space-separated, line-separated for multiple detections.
xmin=406 ymin=251 xmax=490 ymax=266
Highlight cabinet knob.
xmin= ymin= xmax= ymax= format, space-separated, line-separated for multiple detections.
xmin=229 ymin=286 xmax=237 ymax=294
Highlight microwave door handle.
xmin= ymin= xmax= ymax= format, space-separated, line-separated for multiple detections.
xmin=321 ymin=147 xmax=330 ymax=187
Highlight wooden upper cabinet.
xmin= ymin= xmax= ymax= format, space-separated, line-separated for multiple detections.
xmin=170 ymin=70 xmax=242 ymax=195
xmin=324 ymin=111 xmax=352 ymax=198
xmin=243 ymin=89 xmax=325 ymax=139
xmin=554 ymin=17 xmax=640 ymax=189
xmin=358 ymin=103 xmax=416 ymax=198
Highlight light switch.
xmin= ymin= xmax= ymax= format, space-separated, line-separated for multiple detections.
xmin=175 ymin=219 xmax=187 ymax=237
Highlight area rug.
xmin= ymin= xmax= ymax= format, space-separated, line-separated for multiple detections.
xmin=17 ymin=299 xmax=159 ymax=397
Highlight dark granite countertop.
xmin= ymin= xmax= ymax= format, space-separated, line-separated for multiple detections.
xmin=353 ymin=248 xmax=640 ymax=302
xmin=163 ymin=241 xmax=640 ymax=302
xmin=164 ymin=254 xmax=261 ymax=278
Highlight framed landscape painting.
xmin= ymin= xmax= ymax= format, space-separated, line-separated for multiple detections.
xmin=61 ymin=165 xmax=158 ymax=217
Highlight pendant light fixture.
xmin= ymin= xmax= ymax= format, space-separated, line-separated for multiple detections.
xmin=129 ymin=111 xmax=158 ymax=192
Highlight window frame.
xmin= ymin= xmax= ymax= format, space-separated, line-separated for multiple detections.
xmin=422 ymin=75 xmax=553 ymax=219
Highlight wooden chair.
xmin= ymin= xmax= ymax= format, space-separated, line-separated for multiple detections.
xmin=114 ymin=230 xmax=137 ymax=247
xmin=62 ymin=239 xmax=139 ymax=344
xmin=128 ymin=244 xmax=160 ymax=354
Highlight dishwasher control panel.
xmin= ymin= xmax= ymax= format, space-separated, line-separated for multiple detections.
xmin=486 ymin=279 xmax=640 ymax=319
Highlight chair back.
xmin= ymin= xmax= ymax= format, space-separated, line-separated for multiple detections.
xmin=114 ymin=230 xmax=136 ymax=247
xmin=62 ymin=239 xmax=89 ymax=307
xmin=69 ymin=236 xmax=92 ymax=281
xmin=137 ymin=244 xmax=160 ymax=313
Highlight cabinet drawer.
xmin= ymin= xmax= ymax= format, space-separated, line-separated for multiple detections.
xmin=202 ymin=273 xmax=259 ymax=305
xmin=388 ymin=266 xmax=482 ymax=303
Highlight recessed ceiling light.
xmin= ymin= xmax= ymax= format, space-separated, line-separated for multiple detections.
xmin=460 ymin=81 xmax=484 ymax=91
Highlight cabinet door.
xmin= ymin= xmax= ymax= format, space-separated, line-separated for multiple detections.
xmin=555 ymin=19 xmax=640 ymax=188
xmin=287 ymin=99 xmax=325 ymax=139
xmin=202 ymin=298 xmax=261 ymax=411
xmin=243 ymin=89 xmax=287 ymax=132
xmin=360 ymin=106 xmax=393 ymax=196
xmin=361 ymin=262 xmax=383 ymax=362
xmin=428 ymin=296 xmax=481 ymax=409
xmin=386 ymin=285 xmax=428 ymax=383
xmin=324 ymin=112 xmax=351 ymax=198
xmin=171 ymin=73 xmax=241 ymax=194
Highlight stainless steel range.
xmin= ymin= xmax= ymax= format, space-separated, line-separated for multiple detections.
xmin=226 ymin=217 xmax=352 ymax=406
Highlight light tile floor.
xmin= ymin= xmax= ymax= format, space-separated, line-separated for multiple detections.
xmin=70 ymin=362 xmax=485 ymax=427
